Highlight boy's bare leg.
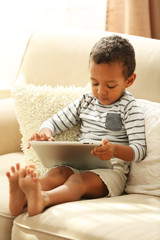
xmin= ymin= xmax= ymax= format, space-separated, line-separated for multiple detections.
xmin=19 ymin=168 xmax=108 ymax=216
xmin=19 ymin=166 xmax=74 ymax=216
xmin=39 ymin=166 xmax=74 ymax=191
xmin=6 ymin=163 xmax=74 ymax=216
xmin=6 ymin=163 xmax=33 ymax=216
xmin=19 ymin=168 xmax=45 ymax=216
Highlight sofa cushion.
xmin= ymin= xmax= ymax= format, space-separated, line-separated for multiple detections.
xmin=12 ymin=84 xmax=160 ymax=196
xmin=12 ymin=194 xmax=160 ymax=240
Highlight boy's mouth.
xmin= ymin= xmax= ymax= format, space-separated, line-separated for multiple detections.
xmin=99 ymin=97 xmax=108 ymax=102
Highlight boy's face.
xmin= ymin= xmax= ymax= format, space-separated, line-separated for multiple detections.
xmin=90 ymin=62 xmax=135 ymax=105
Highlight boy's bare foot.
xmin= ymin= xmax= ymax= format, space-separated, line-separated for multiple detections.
xmin=19 ymin=167 xmax=46 ymax=216
xmin=6 ymin=163 xmax=27 ymax=216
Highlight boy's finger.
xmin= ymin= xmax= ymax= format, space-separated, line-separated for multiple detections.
xmin=48 ymin=137 xmax=55 ymax=141
xmin=27 ymin=143 xmax=31 ymax=149
xmin=40 ymin=133 xmax=46 ymax=140
xmin=35 ymin=133 xmax=41 ymax=141
xmin=93 ymin=144 xmax=107 ymax=153
xmin=102 ymin=139 xmax=109 ymax=145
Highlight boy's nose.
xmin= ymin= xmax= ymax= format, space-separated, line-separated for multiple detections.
xmin=98 ymin=86 xmax=107 ymax=95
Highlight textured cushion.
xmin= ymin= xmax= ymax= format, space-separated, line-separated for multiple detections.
xmin=12 ymin=84 xmax=160 ymax=196
xmin=12 ymin=84 xmax=89 ymax=176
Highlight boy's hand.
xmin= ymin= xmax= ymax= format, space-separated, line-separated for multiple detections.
xmin=27 ymin=128 xmax=54 ymax=149
xmin=91 ymin=139 xmax=113 ymax=161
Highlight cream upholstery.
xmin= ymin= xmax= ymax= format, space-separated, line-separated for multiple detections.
xmin=0 ymin=27 xmax=160 ymax=240
xmin=0 ymin=98 xmax=22 ymax=155
xmin=12 ymin=195 xmax=160 ymax=240
xmin=17 ymin=28 xmax=160 ymax=102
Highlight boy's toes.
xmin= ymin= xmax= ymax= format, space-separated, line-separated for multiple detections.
xmin=15 ymin=163 xmax=20 ymax=171
xmin=26 ymin=167 xmax=37 ymax=178
xmin=29 ymin=164 xmax=35 ymax=169
xmin=11 ymin=166 xmax=16 ymax=174
xmin=6 ymin=171 xmax=11 ymax=178
xmin=19 ymin=168 xmax=26 ymax=178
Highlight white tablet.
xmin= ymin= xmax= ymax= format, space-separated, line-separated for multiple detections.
xmin=30 ymin=141 xmax=112 ymax=169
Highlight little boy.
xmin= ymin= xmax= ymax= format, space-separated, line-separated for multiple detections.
xmin=6 ymin=35 xmax=146 ymax=216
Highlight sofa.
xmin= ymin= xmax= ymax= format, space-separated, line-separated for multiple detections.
xmin=0 ymin=27 xmax=160 ymax=240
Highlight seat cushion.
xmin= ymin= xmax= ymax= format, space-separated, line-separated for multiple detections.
xmin=12 ymin=194 xmax=160 ymax=240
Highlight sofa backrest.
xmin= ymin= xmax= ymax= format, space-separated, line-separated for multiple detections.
xmin=16 ymin=27 xmax=160 ymax=102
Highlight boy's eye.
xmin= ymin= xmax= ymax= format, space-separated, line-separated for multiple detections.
xmin=92 ymin=83 xmax=98 ymax=86
xmin=107 ymin=85 xmax=116 ymax=89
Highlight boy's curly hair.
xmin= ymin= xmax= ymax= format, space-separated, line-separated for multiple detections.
xmin=89 ymin=35 xmax=136 ymax=79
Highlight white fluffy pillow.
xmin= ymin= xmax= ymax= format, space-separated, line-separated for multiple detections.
xmin=12 ymin=84 xmax=90 ymax=176
xmin=125 ymin=99 xmax=160 ymax=196
xmin=12 ymin=85 xmax=160 ymax=196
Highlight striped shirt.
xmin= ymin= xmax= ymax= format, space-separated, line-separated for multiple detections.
xmin=40 ymin=91 xmax=146 ymax=168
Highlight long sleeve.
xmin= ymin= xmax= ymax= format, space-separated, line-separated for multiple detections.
xmin=123 ymin=98 xmax=146 ymax=162
xmin=39 ymin=96 xmax=83 ymax=136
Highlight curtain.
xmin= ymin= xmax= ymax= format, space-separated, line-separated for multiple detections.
xmin=106 ymin=0 xmax=160 ymax=39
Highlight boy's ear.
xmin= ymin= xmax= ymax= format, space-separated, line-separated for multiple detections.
xmin=126 ymin=73 xmax=136 ymax=88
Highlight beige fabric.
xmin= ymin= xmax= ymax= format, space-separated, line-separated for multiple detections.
xmin=12 ymin=194 xmax=160 ymax=240
xmin=150 ymin=0 xmax=160 ymax=39
xmin=16 ymin=28 xmax=99 ymax=88
xmin=106 ymin=0 xmax=160 ymax=39
xmin=0 ymin=98 xmax=22 ymax=155
xmin=69 ymin=167 xmax=127 ymax=197
xmin=0 ymin=89 xmax=11 ymax=99
xmin=16 ymin=28 xmax=160 ymax=102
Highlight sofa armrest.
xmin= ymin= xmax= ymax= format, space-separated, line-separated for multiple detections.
xmin=0 ymin=98 xmax=22 ymax=155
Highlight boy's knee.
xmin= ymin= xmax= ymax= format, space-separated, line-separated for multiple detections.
xmin=55 ymin=166 xmax=74 ymax=177
xmin=68 ymin=173 xmax=85 ymax=185
xmin=46 ymin=166 xmax=73 ymax=178
xmin=55 ymin=166 xmax=67 ymax=175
